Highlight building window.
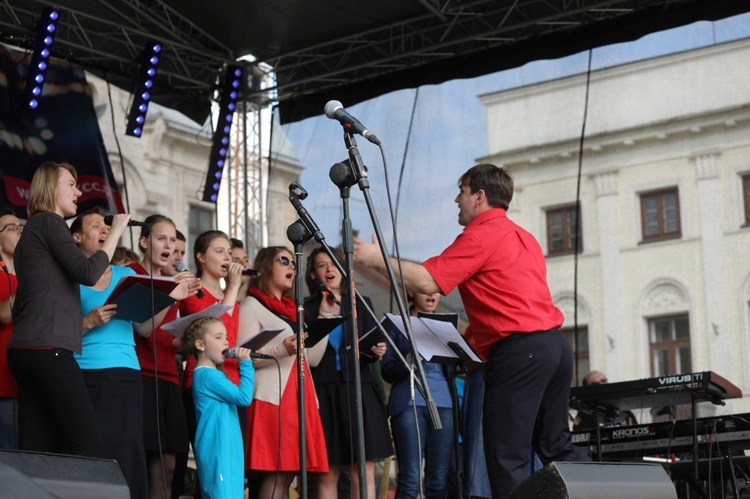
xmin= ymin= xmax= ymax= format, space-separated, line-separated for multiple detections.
xmin=743 ymin=174 xmax=750 ymax=226
xmin=188 ymin=205 xmax=214 ymax=271
xmin=546 ymin=204 xmax=582 ymax=256
xmin=649 ymin=315 xmax=691 ymax=376
xmin=563 ymin=327 xmax=589 ymax=386
xmin=640 ymin=188 xmax=681 ymax=242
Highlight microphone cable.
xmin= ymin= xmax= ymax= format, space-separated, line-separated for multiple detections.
xmin=139 ymin=232 xmax=170 ymax=499
xmin=357 ymin=109 xmax=427 ymax=497
xmin=103 ymin=77 xmax=135 ymax=249
xmin=573 ymin=49 xmax=593 ymax=385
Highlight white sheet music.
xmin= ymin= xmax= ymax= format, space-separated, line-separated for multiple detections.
xmin=160 ymin=303 xmax=233 ymax=338
xmin=384 ymin=313 xmax=481 ymax=365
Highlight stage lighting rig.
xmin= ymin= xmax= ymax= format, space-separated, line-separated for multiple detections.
xmin=202 ymin=65 xmax=244 ymax=203
xmin=25 ymin=8 xmax=60 ymax=110
xmin=125 ymin=41 xmax=163 ymax=137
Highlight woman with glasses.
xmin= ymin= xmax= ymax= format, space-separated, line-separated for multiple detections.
xmin=7 ymin=162 xmax=131 ymax=457
xmin=239 ymin=246 xmax=329 ymax=499
xmin=0 ymin=207 xmax=23 ymax=450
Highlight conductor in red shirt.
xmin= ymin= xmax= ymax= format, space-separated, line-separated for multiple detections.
xmin=354 ymin=163 xmax=590 ymax=498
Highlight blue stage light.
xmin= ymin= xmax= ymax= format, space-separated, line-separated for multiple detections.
xmin=25 ymin=8 xmax=59 ymax=110
xmin=126 ymin=40 xmax=163 ymax=137
xmin=202 ymin=65 xmax=244 ymax=203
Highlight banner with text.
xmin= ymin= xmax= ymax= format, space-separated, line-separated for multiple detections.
xmin=0 ymin=44 xmax=124 ymax=219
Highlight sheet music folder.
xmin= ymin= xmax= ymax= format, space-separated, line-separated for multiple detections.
xmin=104 ymin=275 xmax=178 ymax=323
xmin=237 ymin=328 xmax=287 ymax=351
xmin=383 ymin=313 xmax=482 ymax=367
xmin=160 ymin=303 xmax=233 ymax=339
xmin=305 ymin=317 xmax=345 ymax=348
xmin=358 ymin=323 xmax=386 ymax=352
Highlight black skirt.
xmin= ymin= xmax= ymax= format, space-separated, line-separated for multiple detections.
xmin=315 ymin=378 xmax=393 ymax=465
xmin=141 ymin=376 xmax=189 ymax=453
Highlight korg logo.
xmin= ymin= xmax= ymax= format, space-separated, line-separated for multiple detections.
xmin=612 ymin=427 xmax=653 ymax=439
xmin=571 ymin=433 xmax=591 ymax=444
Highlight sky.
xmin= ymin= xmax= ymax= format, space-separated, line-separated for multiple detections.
xmin=281 ymin=13 xmax=750 ymax=262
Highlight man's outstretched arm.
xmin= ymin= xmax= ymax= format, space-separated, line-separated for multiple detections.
xmin=353 ymin=234 xmax=441 ymax=295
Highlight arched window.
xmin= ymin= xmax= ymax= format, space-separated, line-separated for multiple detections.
xmin=640 ymin=281 xmax=691 ymax=377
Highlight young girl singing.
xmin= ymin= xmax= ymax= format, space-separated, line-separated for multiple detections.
xmin=182 ymin=316 xmax=255 ymax=499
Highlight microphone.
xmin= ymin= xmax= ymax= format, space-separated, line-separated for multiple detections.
xmin=241 ymin=268 xmax=261 ymax=278
xmin=173 ymin=261 xmax=204 ymax=299
xmin=329 ymin=161 xmax=357 ymax=188
xmin=324 ymin=100 xmax=381 ymax=145
xmin=103 ymin=215 xmax=147 ymax=227
xmin=287 ymin=220 xmax=312 ymax=246
xmin=313 ymin=278 xmax=341 ymax=306
xmin=223 ymin=348 xmax=273 ymax=360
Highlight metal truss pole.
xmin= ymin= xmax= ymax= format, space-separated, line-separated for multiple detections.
xmin=227 ymin=69 xmax=267 ymax=256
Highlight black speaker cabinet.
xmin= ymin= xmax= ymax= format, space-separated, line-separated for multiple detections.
xmin=0 ymin=450 xmax=129 ymax=499
xmin=508 ymin=461 xmax=677 ymax=499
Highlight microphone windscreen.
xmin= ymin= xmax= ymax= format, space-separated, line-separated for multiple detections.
xmin=313 ymin=278 xmax=327 ymax=291
xmin=324 ymin=100 xmax=343 ymax=119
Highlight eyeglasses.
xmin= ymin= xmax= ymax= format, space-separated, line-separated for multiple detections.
xmin=276 ymin=255 xmax=295 ymax=267
xmin=0 ymin=223 xmax=23 ymax=233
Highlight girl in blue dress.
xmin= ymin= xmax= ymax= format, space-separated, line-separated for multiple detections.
xmin=183 ymin=316 xmax=255 ymax=499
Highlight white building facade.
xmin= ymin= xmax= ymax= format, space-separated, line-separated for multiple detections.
xmin=479 ymin=38 xmax=750 ymax=415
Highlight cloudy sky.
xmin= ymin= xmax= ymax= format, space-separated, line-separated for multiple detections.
xmin=281 ymin=13 xmax=750 ymax=262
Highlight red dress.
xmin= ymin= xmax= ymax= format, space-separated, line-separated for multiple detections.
xmin=128 ymin=263 xmax=180 ymax=385
xmin=245 ymin=360 xmax=328 ymax=472
xmin=0 ymin=273 xmax=18 ymax=398
xmin=241 ymin=293 xmax=328 ymax=473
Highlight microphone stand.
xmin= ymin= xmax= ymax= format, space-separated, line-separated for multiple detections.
xmin=287 ymin=220 xmax=313 ymax=499
xmin=339 ymin=170 xmax=369 ymax=499
xmin=288 ymin=182 xmax=367 ymax=498
xmin=341 ymin=131 xmax=442 ymax=433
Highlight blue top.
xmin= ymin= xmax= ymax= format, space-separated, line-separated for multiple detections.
xmin=328 ymin=324 xmax=343 ymax=370
xmin=75 ymin=265 xmax=140 ymax=371
xmin=381 ymin=322 xmax=454 ymax=416
xmin=194 ymin=360 xmax=254 ymax=499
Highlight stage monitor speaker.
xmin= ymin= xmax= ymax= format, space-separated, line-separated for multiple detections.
xmin=508 ymin=461 xmax=677 ymax=499
xmin=0 ymin=450 xmax=129 ymax=499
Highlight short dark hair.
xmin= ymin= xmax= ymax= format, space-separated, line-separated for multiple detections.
xmin=176 ymin=230 xmax=186 ymax=242
xmin=70 ymin=206 xmax=108 ymax=236
xmin=230 ymin=238 xmax=244 ymax=250
xmin=0 ymin=207 xmax=16 ymax=218
xmin=458 ymin=164 xmax=513 ymax=210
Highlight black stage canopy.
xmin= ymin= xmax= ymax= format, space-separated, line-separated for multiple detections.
xmin=1 ymin=0 xmax=748 ymax=125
